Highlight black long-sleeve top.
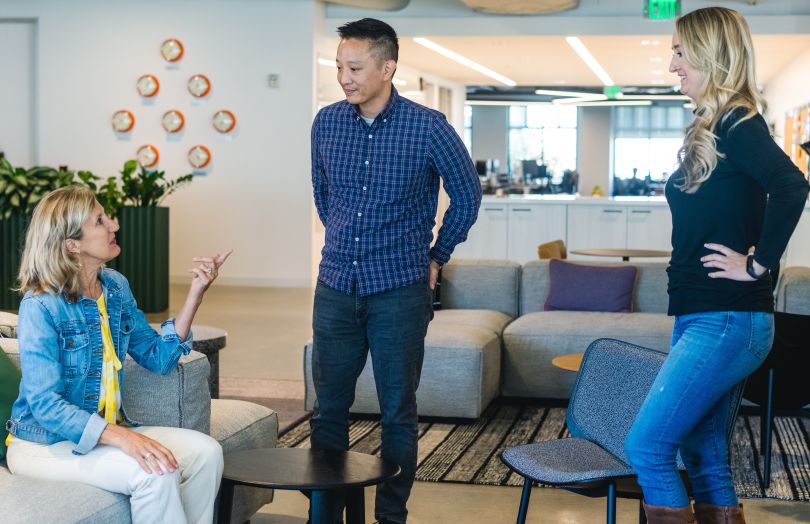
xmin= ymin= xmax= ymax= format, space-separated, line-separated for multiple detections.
xmin=666 ymin=109 xmax=810 ymax=316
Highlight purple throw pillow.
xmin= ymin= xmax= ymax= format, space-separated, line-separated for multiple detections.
xmin=543 ymin=259 xmax=638 ymax=312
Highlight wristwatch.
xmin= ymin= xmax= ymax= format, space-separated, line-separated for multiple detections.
xmin=746 ymin=254 xmax=770 ymax=281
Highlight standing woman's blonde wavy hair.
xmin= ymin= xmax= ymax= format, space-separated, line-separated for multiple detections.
xmin=675 ymin=7 xmax=766 ymax=193
xmin=16 ymin=185 xmax=97 ymax=302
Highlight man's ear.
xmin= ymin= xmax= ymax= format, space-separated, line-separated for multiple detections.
xmin=65 ymin=238 xmax=80 ymax=255
xmin=383 ymin=60 xmax=397 ymax=81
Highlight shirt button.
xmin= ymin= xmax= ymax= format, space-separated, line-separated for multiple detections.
xmin=364 ymin=160 xmax=369 ymax=165
xmin=383 ymin=119 xmax=387 ymax=123
xmin=357 ymin=212 xmax=362 ymax=217
xmin=368 ymin=134 xmax=373 ymax=139
xmin=355 ymin=237 xmax=359 ymax=242
xmin=353 ymin=261 xmax=358 ymax=266
xmin=362 ymin=186 xmax=367 ymax=191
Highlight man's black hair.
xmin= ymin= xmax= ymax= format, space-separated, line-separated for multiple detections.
xmin=337 ymin=18 xmax=398 ymax=63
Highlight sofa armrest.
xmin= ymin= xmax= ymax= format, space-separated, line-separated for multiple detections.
xmin=123 ymin=350 xmax=211 ymax=434
xmin=775 ymin=266 xmax=810 ymax=315
xmin=442 ymin=259 xmax=520 ymax=317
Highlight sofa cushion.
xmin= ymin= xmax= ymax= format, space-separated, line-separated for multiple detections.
xmin=775 ymin=266 xmax=810 ymax=315
xmin=432 ymin=309 xmax=513 ymax=335
xmin=0 ymin=348 xmax=21 ymax=460
xmin=501 ymin=311 xmax=674 ymax=399
xmin=441 ymin=259 xmax=521 ymax=317
xmin=0 ymin=311 xmax=17 ymax=338
xmin=544 ymin=259 xmax=637 ymax=312
xmin=521 ymin=260 xmax=669 ymax=315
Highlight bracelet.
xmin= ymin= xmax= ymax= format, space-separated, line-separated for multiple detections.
xmin=746 ymin=254 xmax=770 ymax=281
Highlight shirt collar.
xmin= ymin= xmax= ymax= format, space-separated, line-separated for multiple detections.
xmin=352 ymin=85 xmax=400 ymax=123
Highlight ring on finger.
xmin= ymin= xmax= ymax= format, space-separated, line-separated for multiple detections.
xmin=202 ymin=266 xmax=213 ymax=274
xmin=144 ymin=452 xmax=154 ymax=461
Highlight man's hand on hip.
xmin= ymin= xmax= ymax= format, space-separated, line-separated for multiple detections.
xmin=429 ymin=260 xmax=441 ymax=290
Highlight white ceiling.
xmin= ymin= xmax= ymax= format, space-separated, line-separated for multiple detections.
xmin=392 ymin=34 xmax=810 ymax=87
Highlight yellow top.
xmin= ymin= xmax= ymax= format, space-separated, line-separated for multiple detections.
xmin=97 ymin=293 xmax=122 ymax=424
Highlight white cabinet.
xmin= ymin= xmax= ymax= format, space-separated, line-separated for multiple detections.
xmin=626 ymin=206 xmax=673 ymax=252
xmin=507 ymin=204 xmax=568 ymax=264
xmin=566 ymin=205 xmax=627 ymax=260
xmin=453 ymin=203 xmax=508 ymax=259
xmin=785 ymin=208 xmax=810 ymax=268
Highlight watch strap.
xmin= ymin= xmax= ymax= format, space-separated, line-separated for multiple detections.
xmin=746 ymin=254 xmax=770 ymax=281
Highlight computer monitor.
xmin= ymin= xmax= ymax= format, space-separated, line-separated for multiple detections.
xmin=522 ymin=160 xmax=539 ymax=178
xmin=475 ymin=160 xmax=488 ymax=176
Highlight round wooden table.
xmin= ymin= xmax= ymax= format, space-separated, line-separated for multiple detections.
xmin=551 ymin=353 xmax=584 ymax=372
xmin=218 ymin=448 xmax=401 ymax=524
xmin=570 ymin=248 xmax=671 ymax=262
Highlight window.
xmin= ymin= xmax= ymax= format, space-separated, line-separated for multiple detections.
xmin=463 ymin=104 xmax=472 ymax=155
xmin=508 ymin=105 xmax=577 ymax=180
xmin=612 ymin=105 xmax=694 ymax=195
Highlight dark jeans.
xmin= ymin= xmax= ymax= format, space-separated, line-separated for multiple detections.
xmin=310 ymin=278 xmax=433 ymax=524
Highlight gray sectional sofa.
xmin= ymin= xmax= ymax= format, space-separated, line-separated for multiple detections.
xmin=0 ymin=339 xmax=278 ymax=524
xmin=303 ymin=260 xmax=810 ymax=419
xmin=304 ymin=258 xmax=675 ymax=418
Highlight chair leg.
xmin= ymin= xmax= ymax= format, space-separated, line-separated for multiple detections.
xmin=606 ymin=481 xmax=616 ymax=524
xmin=639 ymin=500 xmax=648 ymax=524
xmin=763 ymin=367 xmax=774 ymax=489
xmin=516 ymin=477 xmax=533 ymax=524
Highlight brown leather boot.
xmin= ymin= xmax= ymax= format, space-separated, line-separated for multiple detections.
xmin=643 ymin=502 xmax=697 ymax=523
xmin=694 ymin=503 xmax=746 ymax=524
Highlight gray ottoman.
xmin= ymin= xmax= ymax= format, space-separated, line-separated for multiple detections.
xmin=304 ymin=309 xmax=508 ymax=419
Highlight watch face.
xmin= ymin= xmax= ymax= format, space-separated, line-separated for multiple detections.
xmin=136 ymin=145 xmax=159 ymax=168
xmin=187 ymin=145 xmax=211 ymax=168
xmin=212 ymin=110 xmax=236 ymax=133
xmin=161 ymin=110 xmax=185 ymax=133
xmin=187 ymin=74 xmax=211 ymax=98
xmin=136 ymin=74 xmax=160 ymax=97
xmin=111 ymin=110 xmax=135 ymax=132
xmin=160 ymin=38 xmax=184 ymax=62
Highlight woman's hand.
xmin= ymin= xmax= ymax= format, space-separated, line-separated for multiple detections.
xmin=188 ymin=249 xmax=233 ymax=298
xmin=701 ymin=243 xmax=762 ymax=281
xmin=99 ymin=424 xmax=178 ymax=475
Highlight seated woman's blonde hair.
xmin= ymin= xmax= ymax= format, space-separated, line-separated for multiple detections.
xmin=17 ymin=185 xmax=98 ymax=301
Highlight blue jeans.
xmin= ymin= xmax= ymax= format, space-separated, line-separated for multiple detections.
xmin=625 ymin=311 xmax=773 ymax=508
xmin=310 ymin=279 xmax=433 ymax=524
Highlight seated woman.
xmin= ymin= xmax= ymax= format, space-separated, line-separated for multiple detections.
xmin=5 ymin=185 xmax=232 ymax=524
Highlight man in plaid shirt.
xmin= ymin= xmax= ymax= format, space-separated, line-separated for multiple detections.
xmin=310 ymin=18 xmax=481 ymax=524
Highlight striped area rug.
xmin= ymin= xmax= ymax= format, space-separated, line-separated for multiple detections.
xmin=278 ymin=401 xmax=810 ymax=502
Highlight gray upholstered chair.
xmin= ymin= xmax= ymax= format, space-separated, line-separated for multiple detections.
xmin=500 ymin=337 xmax=745 ymax=524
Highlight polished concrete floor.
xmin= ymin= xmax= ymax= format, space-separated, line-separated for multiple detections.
xmin=153 ymin=284 xmax=810 ymax=523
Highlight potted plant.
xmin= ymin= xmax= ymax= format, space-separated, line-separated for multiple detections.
xmin=102 ymin=160 xmax=193 ymax=313
xmin=0 ymin=154 xmax=98 ymax=309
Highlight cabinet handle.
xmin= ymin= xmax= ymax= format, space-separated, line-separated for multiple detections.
xmin=602 ymin=209 xmax=623 ymax=214
xmin=483 ymin=207 xmax=504 ymax=212
xmin=512 ymin=208 xmax=531 ymax=212
xmin=631 ymin=210 xmax=652 ymax=214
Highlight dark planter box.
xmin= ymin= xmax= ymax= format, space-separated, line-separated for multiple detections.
xmin=108 ymin=206 xmax=169 ymax=313
xmin=0 ymin=213 xmax=30 ymax=310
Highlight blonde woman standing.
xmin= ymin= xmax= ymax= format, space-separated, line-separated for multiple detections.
xmin=5 ymin=186 xmax=232 ymax=523
xmin=624 ymin=7 xmax=809 ymax=524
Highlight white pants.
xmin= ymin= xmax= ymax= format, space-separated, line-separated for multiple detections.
xmin=6 ymin=426 xmax=224 ymax=524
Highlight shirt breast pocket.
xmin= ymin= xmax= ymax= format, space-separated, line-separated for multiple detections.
xmin=59 ymin=330 xmax=90 ymax=377
xmin=119 ymin=314 xmax=135 ymax=350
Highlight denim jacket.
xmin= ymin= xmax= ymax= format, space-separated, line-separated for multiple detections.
xmin=6 ymin=268 xmax=193 ymax=455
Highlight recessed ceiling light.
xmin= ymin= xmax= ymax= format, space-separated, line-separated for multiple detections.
xmin=649 ymin=57 xmax=663 ymax=63
xmin=556 ymin=100 xmax=653 ymax=107
xmin=641 ymin=39 xmax=651 ymax=46
xmin=565 ymin=36 xmax=614 ymax=86
xmin=413 ymin=37 xmax=516 ymax=87
xmin=317 ymin=57 xmax=336 ymax=68
xmin=467 ymin=100 xmax=552 ymax=107
xmin=392 ymin=78 xmax=408 ymax=86
xmin=652 ymin=40 xmax=660 ymax=45
xmin=535 ymin=89 xmax=606 ymax=98
xmin=651 ymin=70 xmax=664 ymax=75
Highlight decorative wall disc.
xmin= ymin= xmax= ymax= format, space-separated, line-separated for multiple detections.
xmin=187 ymin=74 xmax=211 ymax=98
xmin=161 ymin=109 xmax=185 ymax=133
xmin=136 ymin=74 xmax=160 ymax=97
xmin=212 ymin=110 xmax=236 ymax=133
xmin=111 ymin=110 xmax=135 ymax=132
xmin=187 ymin=145 xmax=211 ymax=168
xmin=136 ymin=144 xmax=159 ymax=167
xmin=160 ymin=38 xmax=184 ymax=62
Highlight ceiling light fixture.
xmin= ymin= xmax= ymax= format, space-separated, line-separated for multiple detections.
xmin=552 ymin=95 xmax=612 ymax=105
xmin=392 ymin=78 xmax=408 ymax=86
xmin=563 ymin=100 xmax=653 ymax=107
xmin=565 ymin=36 xmax=614 ymax=86
xmin=317 ymin=57 xmax=336 ymax=68
xmin=413 ymin=37 xmax=517 ymax=87
xmin=534 ymin=89 xmax=606 ymax=98
xmin=616 ymin=94 xmax=690 ymax=101
xmin=466 ymin=100 xmax=553 ymax=107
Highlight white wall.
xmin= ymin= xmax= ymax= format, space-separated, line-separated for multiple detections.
xmin=0 ymin=20 xmax=36 ymax=166
xmin=471 ymin=106 xmax=508 ymax=171
xmin=0 ymin=0 xmax=321 ymax=287
xmin=764 ymin=45 xmax=810 ymax=149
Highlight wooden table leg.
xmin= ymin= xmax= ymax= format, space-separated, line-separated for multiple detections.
xmin=217 ymin=478 xmax=235 ymax=524
xmin=346 ymin=486 xmax=365 ymax=524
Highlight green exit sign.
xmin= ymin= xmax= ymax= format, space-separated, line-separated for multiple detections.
xmin=644 ymin=0 xmax=682 ymax=20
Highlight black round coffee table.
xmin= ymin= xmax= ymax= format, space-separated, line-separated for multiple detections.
xmin=218 ymin=448 xmax=401 ymax=524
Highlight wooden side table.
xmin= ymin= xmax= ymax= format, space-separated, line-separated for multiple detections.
xmin=551 ymin=353 xmax=584 ymax=372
